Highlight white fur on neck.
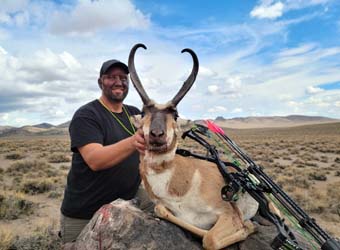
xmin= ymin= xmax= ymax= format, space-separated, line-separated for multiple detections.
xmin=144 ymin=143 xmax=177 ymax=166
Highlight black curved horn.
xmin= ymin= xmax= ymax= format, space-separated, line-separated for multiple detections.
xmin=128 ymin=43 xmax=151 ymax=105
xmin=171 ymin=48 xmax=199 ymax=106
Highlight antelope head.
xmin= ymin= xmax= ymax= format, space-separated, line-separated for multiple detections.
xmin=128 ymin=43 xmax=199 ymax=156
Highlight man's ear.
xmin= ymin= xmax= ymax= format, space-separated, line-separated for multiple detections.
xmin=98 ymin=78 xmax=102 ymax=89
xmin=131 ymin=114 xmax=142 ymax=129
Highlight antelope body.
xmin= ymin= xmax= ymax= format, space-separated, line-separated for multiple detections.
xmin=129 ymin=44 xmax=259 ymax=250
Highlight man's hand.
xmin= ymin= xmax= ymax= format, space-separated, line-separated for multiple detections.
xmin=79 ymin=129 xmax=146 ymax=171
xmin=133 ymin=129 xmax=146 ymax=155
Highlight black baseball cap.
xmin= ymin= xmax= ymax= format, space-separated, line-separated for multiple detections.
xmin=99 ymin=59 xmax=129 ymax=77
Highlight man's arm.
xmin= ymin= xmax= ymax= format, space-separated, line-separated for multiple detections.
xmin=79 ymin=129 xmax=145 ymax=171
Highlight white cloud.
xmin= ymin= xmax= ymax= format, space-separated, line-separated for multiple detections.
xmin=278 ymin=43 xmax=316 ymax=57
xmin=199 ymin=66 xmax=217 ymax=78
xmin=278 ymin=94 xmax=292 ymax=101
xmin=225 ymin=76 xmax=242 ymax=89
xmin=13 ymin=11 xmax=30 ymax=26
xmin=231 ymin=108 xmax=243 ymax=113
xmin=0 ymin=1 xmax=340 ymax=125
xmin=0 ymin=47 xmax=98 ymax=125
xmin=9 ymin=48 xmax=85 ymax=83
xmin=208 ymin=85 xmax=219 ymax=94
xmin=0 ymin=46 xmax=8 ymax=55
xmin=208 ymin=106 xmax=227 ymax=113
xmin=0 ymin=113 xmax=9 ymax=122
xmin=284 ymin=0 xmax=331 ymax=10
xmin=60 ymin=52 xmax=82 ymax=70
xmin=0 ymin=28 xmax=10 ymax=40
xmin=250 ymin=0 xmax=332 ymax=20
xmin=0 ymin=0 xmax=30 ymax=26
xmin=1 ymin=0 xmax=29 ymax=12
xmin=287 ymin=101 xmax=300 ymax=107
xmin=306 ymin=86 xmax=324 ymax=94
xmin=274 ymin=45 xmax=340 ymax=69
xmin=250 ymin=1 xmax=284 ymax=19
xmin=306 ymin=96 xmax=331 ymax=107
xmin=0 ymin=13 xmax=11 ymax=24
xmin=49 ymin=0 xmax=150 ymax=35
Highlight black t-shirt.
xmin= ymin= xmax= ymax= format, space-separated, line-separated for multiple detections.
xmin=61 ymin=99 xmax=141 ymax=219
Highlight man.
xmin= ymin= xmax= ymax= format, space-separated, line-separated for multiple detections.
xmin=60 ymin=59 xmax=148 ymax=243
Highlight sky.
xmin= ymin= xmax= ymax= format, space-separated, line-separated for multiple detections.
xmin=0 ymin=0 xmax=340 ymax=127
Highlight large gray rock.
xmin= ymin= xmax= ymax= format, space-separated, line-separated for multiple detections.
xmin=63 ymin=199 xmax=311 ymax=250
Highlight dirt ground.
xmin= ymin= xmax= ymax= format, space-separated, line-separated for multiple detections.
xmin=0 ymin=122 xmax=339 ymax=247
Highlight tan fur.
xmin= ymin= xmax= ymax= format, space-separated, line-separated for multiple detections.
xmin=129 ymin=45 xmax=262 ymax=249
xmin=130 ymin=95 xmax=260 ymax=250
xmin=136 ymin=105 xmax=260 ymax=250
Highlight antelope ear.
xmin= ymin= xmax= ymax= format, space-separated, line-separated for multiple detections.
xmin=131 ymin=114 xmax=142 ymax=129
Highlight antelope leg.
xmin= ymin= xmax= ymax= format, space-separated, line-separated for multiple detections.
xmin=203 ymin=214 xmax=256 ymax=250
xmin=154 ymin=203 xmax=208 ymax=237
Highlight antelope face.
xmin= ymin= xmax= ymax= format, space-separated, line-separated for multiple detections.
xmin=128 ymin=43 xmax=199 ymax=154
xmin=141 ymin=103 xmax=179 ymax=153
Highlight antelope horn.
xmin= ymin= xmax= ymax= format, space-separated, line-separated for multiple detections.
xmin=128 ymin=43 xmax=151 ymax=105
xmin=171 ymin=48 xmax=199 ymax=106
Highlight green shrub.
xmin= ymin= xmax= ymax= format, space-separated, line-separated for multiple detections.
xmin=6 ymin=160 xmax=52 ymax=175
xmin=308 ymin=172 xmax=327 ymax=181
xmin=48 ymin=190 xmax=62 ymax=199
xmin=8 ymin=224 xmax=61 ymax=250
xmin=0 ymin=193 xmax=34 ymax=220
xmin=60 ymin=165 xmax=70 ymax=170
xmin=21 ymin=179 xmax=54 ymax=194
xmin=48 ymin=153 xmax=71 ymax=163
xmin=5 ymin=152 xmax=26 ymax=160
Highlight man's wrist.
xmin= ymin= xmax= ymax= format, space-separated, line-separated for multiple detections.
xmin=129 ymin=135 xmax=137 ymax=151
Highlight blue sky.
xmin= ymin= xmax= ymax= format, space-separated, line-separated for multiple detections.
xmin=0 ymin=0 xmax=340 ymax=126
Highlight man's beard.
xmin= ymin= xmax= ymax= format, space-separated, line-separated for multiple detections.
xmin=104 ymin=86 xmax=129 ymax=103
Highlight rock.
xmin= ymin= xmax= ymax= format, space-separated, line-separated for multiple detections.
xmin=63 ymin=199 xmax=312 ymax=250
xmin=63 ymin=199 xmax=201 ymax=250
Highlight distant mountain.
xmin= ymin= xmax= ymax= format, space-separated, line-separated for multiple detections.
xmin=0 ymin=125 xmax=68 ymax=137
xmin=0 ymin=115 xmax=339 ymax=137
xmin=0 ymin=125 xmax=14 ymax=131
xmin=57 ymin=121 xmax=70 ymax=128
xmin=0 ymin=126 xmax=15 ymax=135
xmin=32 ymin=123 xmax=55 ymax=129
xmin=214 ymin=115 xmax=339 ymax=129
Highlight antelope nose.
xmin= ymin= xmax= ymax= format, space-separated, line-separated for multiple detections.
xmin=150 ymin=129 xmax=164 ymax=138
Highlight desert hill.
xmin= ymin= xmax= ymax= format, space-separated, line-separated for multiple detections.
xmin=0 ymin=124 xmax=67 ymax=137
xmin=0 ymin=115 xmax=339 ymax=137
xmin=213 ymin=115 xmax=339 ymax=129
xmin=32 ymin=123 xmax=54 ymax=129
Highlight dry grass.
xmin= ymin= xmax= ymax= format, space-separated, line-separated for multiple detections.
xmin=1 ymin=223 xmax=61 ymax=250
xmin=4 ymin=152 xmax=26 ymax=160
xmin=0 ymin=192 xmax=34 ymax=220
xmin=0 ymin=136 xmax=69 ymax=249
xmin=0 ymin=229 xmax=14 ymax=250
xmin=0 ymin=123 xmax=339 ymax=248
xmin=48 ymin=153 xmax=71 ymax=163
xmin=21 ymin=179 xmax=55 ymax=195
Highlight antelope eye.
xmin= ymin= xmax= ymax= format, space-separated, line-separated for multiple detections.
xmin=166 ymin=106 xmax=176 ymax=113
xmin=167 ymin=107 xmax=178 ymax=120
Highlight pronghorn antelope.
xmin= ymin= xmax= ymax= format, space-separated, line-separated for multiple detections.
xmin=129 ymin=43 xmax=259 ymax=250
